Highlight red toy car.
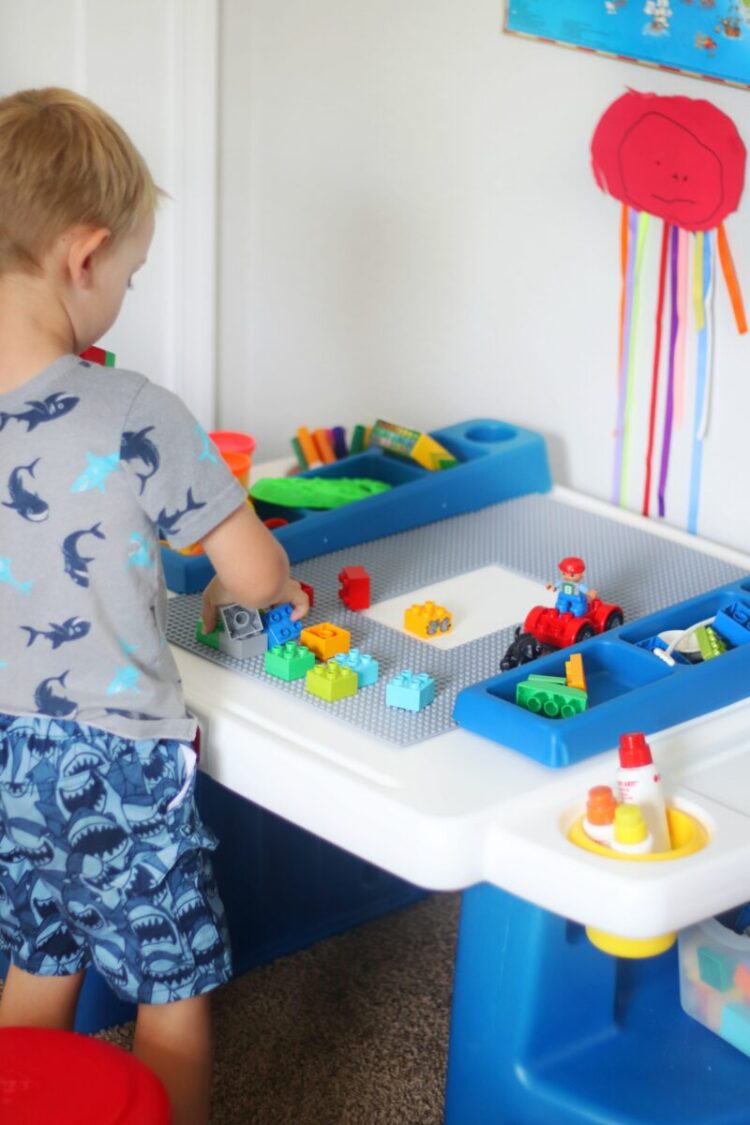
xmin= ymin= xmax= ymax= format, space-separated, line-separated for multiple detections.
xmin=501 ymin=598 xmax=624 ymax=671
xmin=524 ymin=597 xmax=624 ymax=649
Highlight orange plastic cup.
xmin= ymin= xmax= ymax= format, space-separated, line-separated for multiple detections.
xmin=210 ymin=430 xmax=256 ymax=460
xmin=221 ymin=450 xmax=251 ymax=489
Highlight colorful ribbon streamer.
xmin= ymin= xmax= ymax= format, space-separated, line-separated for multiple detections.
xmin=657 ymin=226 xmax=680 ymax=518
xmin=688 ymin=231 xmax=715 ymax=534
xmin=673 ymin=227 xmax=690 ymax=426
xmin=642 ymin=222 xmax=670 ymax=518
xmin=613 ymin=210 xmax=650 ymax=507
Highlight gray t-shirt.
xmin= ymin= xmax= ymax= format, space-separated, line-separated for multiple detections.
xmin=0 ymin=354 xmax=246 ymax=740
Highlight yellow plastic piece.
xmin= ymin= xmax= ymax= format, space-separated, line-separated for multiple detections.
xmin=404 ymin=601 xmax=453 ymax=639
xmin=305 ymin=662 xmax=358 ymax=702
xmin=585 ymin=928 xmax=677 ymax=959
xmin=567 ymin=807 xmax=709 ymax=960
xmin=614 ymin=804 xmax=648 ymax=846
xmin=299 ymin=622 xmax=350 ymax=660
xmin=568 ymin=806 xmax=708 ymax=863
xmin=565 ymin=652 xmax=586 ymax=692
xmin=410 ymin=432 xmax=456 ymax=471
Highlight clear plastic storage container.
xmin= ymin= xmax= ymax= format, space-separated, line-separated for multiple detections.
xmin=678 ymin=916 xmax=750 ymax=1056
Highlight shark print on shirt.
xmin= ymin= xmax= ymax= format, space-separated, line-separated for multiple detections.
xmin=1 ymin=356 xmax=245 ymax=741
xmin=3 ymin=459 xmax=49 ymax=522
xmin=120 ymin=427 xmax=160 ymax=495
xmin=70 ymin=452 xmax=120 ymax=494
xmin=61 ymin=524 xmax=106 ymax=587
xmin=20 ymin=617 xmax=91 ymax=650
xmin=33 ymin=673 xmax=78 ymax=718
xmin=0 ymin=392 xmax=79 ymax=433
xmin=156 ymin=489 xmax=206 ymax=539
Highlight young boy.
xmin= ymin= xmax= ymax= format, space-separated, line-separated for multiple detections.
xmin=0 ymin=87 xmax=308 ymax=1124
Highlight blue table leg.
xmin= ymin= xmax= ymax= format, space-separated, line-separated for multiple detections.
xmin=445 ymin=884 xmax=750 ymax=1124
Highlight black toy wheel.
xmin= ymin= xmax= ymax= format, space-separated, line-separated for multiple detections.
xmin=605 ymin=610 xmax=624 ymax=631
xmin=575 ymin=623 xmax=596 ymax=643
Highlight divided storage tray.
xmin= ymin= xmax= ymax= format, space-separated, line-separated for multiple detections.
xmin=453 ymin=578 xmax=750 ymax=768
xmin=161 ymin=418 xmax=551 ymax=592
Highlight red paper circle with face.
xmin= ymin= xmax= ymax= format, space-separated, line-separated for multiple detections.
xmin=591 ymin=91 xmax=745 ymax=232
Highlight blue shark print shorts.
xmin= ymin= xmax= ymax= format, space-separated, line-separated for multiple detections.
xmin=0 ymin=713 xmax=232 ymax=1005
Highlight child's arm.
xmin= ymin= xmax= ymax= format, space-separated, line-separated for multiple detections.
xmin=200 ymin=505 xmax=309 ymax=631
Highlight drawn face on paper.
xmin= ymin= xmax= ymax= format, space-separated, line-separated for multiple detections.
xmin=618 ymin=112 xmax=723 ymax=229
xmin=591 ymin=91 xmax=745 ymax=233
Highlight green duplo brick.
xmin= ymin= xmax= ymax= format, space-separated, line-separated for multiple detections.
xmin=196 ymin=617 xmax=223 ymax=650
xmin=265 ymin=641 xmax=315 ymax=681
xmin=695 ymin=625 xmax=727 ymax=661
xmin=516 ymin=679 xmax=587 ymax=719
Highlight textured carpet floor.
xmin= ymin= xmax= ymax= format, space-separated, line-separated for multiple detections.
xmin=98 ymin=893 xmax=460 ymax=1125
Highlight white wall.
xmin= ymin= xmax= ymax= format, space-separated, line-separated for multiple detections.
xmin=218 ymin=0 xmax=750 ymax=553
xmin=0 ymin=0 xmax=219 ymax=423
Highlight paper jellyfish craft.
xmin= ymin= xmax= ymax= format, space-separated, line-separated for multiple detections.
xmin=591 ymin=90 xmax=746 ymax=531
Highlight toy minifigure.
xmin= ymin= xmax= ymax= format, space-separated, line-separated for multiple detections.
xmin=547 ymin=557 xmax=598 ymax=618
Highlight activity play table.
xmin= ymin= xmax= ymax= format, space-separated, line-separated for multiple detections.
xmin=175 ymin=463 xmax=750 ymax=1124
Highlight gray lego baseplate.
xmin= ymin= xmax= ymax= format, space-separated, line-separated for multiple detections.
xmin=165 ymin=493 xmax=745 ymax=748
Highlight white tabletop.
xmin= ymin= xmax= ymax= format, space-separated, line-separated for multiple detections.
xmin=174 ymin=469 xmax=750 ymax=940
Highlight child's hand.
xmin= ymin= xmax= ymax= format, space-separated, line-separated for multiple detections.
xmin=275 ymin=578 xmax=310 ymax=621
xmin=200 ymin=574 xmax=310 ymax=634
xmin=200 ymin=575 xmax=234 ymax=634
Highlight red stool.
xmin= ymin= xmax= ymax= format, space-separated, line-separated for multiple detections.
xmin=0 ymin=1027 xmax=171 ymax=1123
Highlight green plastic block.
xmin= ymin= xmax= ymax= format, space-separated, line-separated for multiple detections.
xmin=515 ymin=679 xmax=587 ymax=719
xmin=695 ymin=625 xmax=727 ymax=661
xmin=527 ymin=674 xmax=568 ymax=685
xmin=305 ymin=662 xmax=358 ymax=702
xmin=250 ymin=476 xmax=391 ymax=510
xmin=698 ymin=946 xmax=734 ymax=992
xmin=265 ymin=641 xmax=315 ymax=681
xmin=195 ymin=616 xmax=223 ymax=650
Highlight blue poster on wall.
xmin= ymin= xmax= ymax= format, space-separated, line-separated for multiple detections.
xmin=505 ymin=2 xmax=750 ymax=89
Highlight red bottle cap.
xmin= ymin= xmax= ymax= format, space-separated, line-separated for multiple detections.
xmin=619 ymin=732 xmax=653 ymax=768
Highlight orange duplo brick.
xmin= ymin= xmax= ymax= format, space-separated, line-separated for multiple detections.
xmin=300 ymin=622 xmax=351 ymax=660
xmin=565 ymin=652 xmax=587 ymax=692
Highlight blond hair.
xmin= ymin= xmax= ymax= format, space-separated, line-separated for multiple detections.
xmin=0 ymin=87 xmax=160 ymax=274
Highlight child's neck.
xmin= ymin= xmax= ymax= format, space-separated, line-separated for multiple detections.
xmin=0 ymin=274 xmax=75 ymax=393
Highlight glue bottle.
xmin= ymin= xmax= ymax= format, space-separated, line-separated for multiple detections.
xmin=616 ymin=732 xmax=670 ymax=853
xmin=611 ymin=804 xmax=654 ymax=856
xmin=582 ymin=786 xmax=618 ymax=847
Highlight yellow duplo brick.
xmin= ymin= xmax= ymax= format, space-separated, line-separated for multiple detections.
xmin=403 ymin=601 xmax=452 ymax=639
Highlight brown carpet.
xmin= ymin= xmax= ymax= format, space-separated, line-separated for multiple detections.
xmin=98 ymin=893 xmax=460 ymax=1125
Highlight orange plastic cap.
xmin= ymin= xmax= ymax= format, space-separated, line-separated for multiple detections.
xmin=586 ymin=785 xmax=617 ymax=825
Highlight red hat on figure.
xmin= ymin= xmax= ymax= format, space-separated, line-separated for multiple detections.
xmin=559 ymin=556 xmax=585 ymax=575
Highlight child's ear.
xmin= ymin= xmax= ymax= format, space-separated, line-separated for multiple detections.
xmin=66 ymin=226 xmax=111 ymax=288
